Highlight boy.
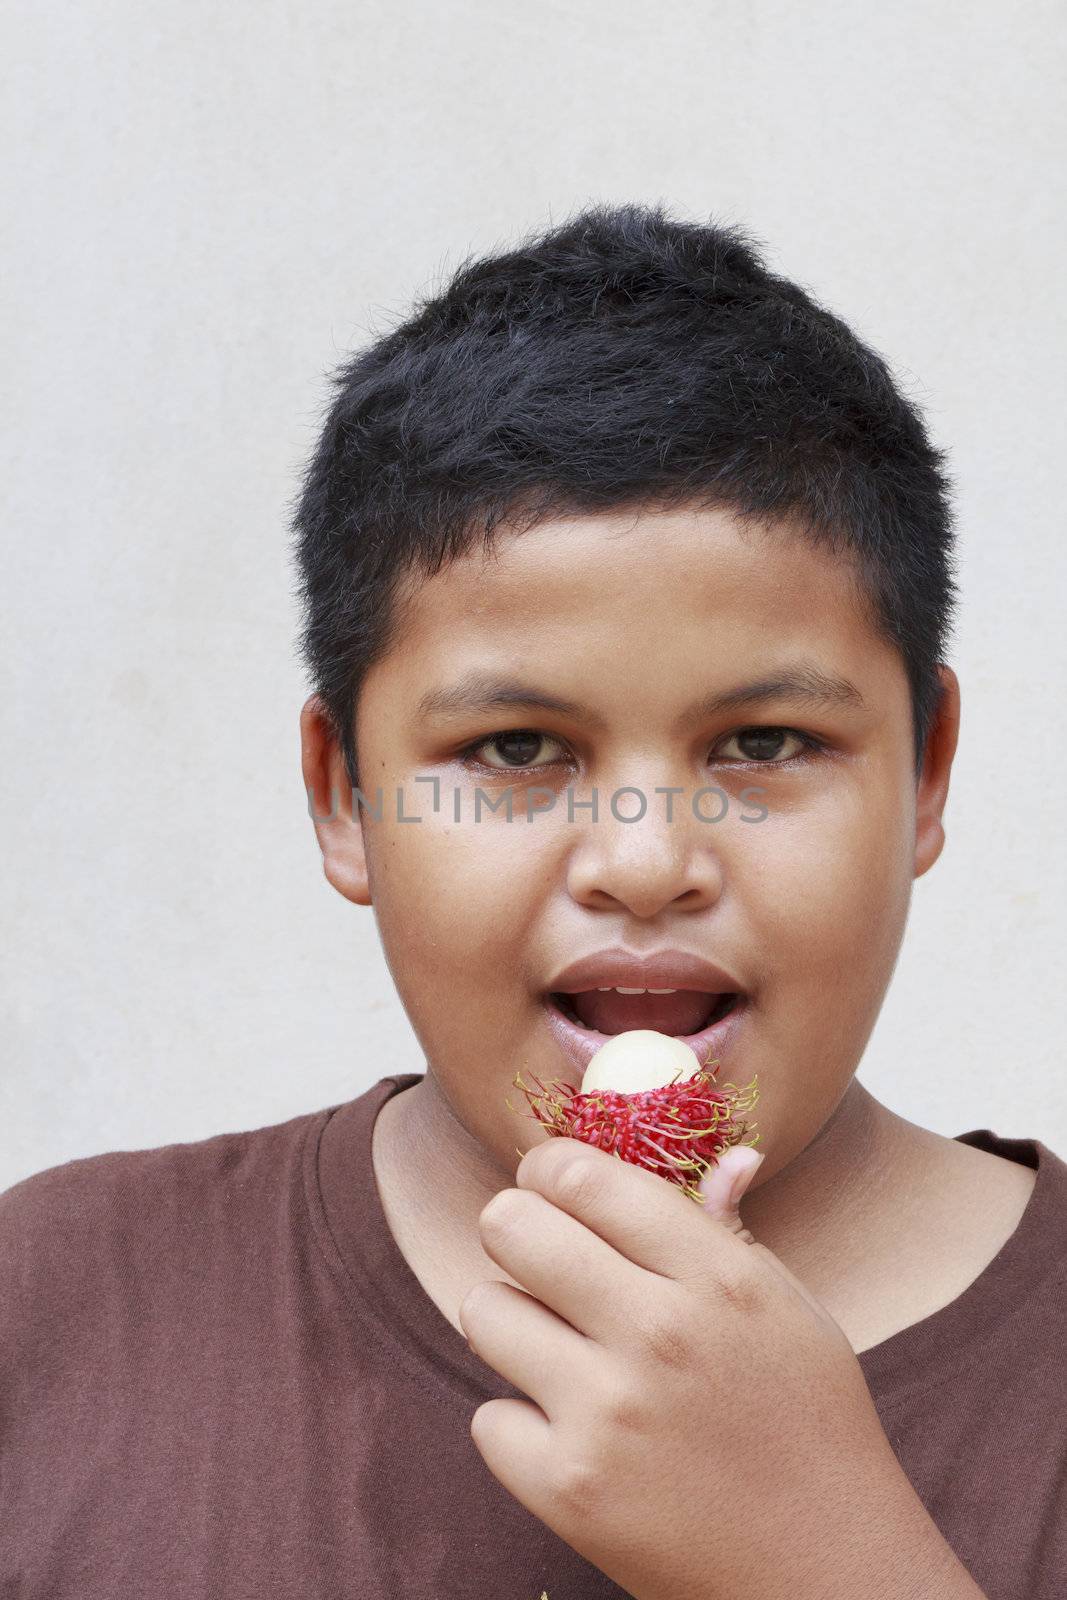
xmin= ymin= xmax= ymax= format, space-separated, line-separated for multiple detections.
xmin=2 ymin=203 xmax=1064 ymax=1599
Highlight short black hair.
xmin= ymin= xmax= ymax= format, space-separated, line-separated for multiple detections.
xmin=290 ymin=200 xmax=957 ymax=785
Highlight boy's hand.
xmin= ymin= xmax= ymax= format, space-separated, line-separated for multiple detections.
xmin=459 ymin=1138 xmax=985 ymax=1600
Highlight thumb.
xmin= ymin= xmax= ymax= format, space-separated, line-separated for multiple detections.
xmin=696 ymin=1145 xmax=764 ymax=1241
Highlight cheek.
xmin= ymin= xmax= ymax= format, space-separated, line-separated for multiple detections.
xmin=739 ymin=787 xmax=912 ymax=992
xmin=734 ymin=792 xmax=913 ymax=1095
xmin=367 ymin=815 xmax=551 ymax=998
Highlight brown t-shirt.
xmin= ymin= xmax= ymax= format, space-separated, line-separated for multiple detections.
xmin=2 ymin=1073 xmax=1065 ymax=1600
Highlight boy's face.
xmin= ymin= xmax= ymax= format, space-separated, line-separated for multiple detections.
xmin=303 ymin=504 xmax=958 ymax=1180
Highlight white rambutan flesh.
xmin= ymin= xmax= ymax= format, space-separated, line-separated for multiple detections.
xmin=579 ymin=1029 xmax=702 ymax=1095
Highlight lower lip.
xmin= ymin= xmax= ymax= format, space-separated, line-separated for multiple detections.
xmin=540 ymin=994 xmax=748 ymax=1081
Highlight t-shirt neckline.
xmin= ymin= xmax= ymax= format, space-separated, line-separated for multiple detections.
xmin=309 ymin=1073 xmax=1065 ymax=1411
xmin=855 ymin=1126 xmax=1062 ymax=1399
xmin=309 ymin=1073 xmax=528 ymax=1415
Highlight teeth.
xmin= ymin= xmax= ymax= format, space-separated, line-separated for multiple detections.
xmin=594 ymin=986 xmax=679 ymax=995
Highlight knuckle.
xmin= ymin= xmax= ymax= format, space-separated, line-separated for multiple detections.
xmin=552 ymin=1451 xmax=602 ymax=1517
xmin=715 ymin=1261 xmax=763 ymax=1317
xmin=636 ymin=1296 xmax=694 ymax=1371
xmin=479 ymin=1188 xmax=524 ymax=1241
xmin=458 ymin=1279 xmax=498 ymax=1333
xmin=599 ymin=1372 xmax=647 ymax=1433
xmin=552 ymin=1150 xmax=600 ymax=1212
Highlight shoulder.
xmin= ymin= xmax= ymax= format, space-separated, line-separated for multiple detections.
xmin=0 ymin=1108 xmax=331 ymax=1370
xmin=0 ymin=1105 xmax=328 ymax=1239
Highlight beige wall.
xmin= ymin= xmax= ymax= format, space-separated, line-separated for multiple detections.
xmin=4 ymin=0 xmax=1065 ymax=1188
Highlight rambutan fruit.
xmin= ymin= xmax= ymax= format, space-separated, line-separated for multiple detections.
xmin=509 ymin=1030 xmax=760 ymax=1205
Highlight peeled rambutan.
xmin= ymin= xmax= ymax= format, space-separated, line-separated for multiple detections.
xmin=509 ymin=1040 xmax=759 ymax=1205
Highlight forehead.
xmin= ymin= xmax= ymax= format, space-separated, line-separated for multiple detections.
xmin=384 ymin=504 xmax=892 ymax=686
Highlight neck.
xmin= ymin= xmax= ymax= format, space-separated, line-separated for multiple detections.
xmin=371 ymin=1067 xmax=962 ymax=1342
xmin=372 ymin=1071 xmax=530 ymax=1325
xmin=741 ymin=1078 xmax=937 ymax=1287
xmin=743 ymin=1078 xmax=1003 ymax=1360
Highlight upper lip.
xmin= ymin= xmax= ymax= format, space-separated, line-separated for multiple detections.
xmin=547 ymin=947 xmax=744 ymax=996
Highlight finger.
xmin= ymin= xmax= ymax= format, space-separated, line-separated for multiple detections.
xmin=515 ymin=1134 xmax=746 ymax=1285
xmin=477 ymin=1185 xmax=653 ymax=1344
xmin=458 ymin=1277 xmax=595 ymax=1419
xmin=468 ymin=1394 xmax=556 ymax=1522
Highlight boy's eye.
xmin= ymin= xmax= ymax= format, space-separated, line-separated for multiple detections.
xmin=714 ymin=726 xmax=815 ymax=763
xmin=464 ymin=729 xmax=567 ymax=770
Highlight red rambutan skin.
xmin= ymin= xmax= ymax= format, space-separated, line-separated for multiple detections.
xmin=508 ymin=1061 xmax=760 ymax=1205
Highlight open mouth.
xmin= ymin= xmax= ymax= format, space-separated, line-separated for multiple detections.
xmin=548 ymin=987 xmax=742 ymax=1038
xmin=541 ymin=985 xmax=747 ymax=1076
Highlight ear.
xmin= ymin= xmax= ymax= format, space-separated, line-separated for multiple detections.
xmin=913 ymin=665 xmax=961 ymax=880
xmin=299 ymin=695 xmax=372 ymax=906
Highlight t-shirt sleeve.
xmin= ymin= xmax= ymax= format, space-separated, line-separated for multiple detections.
xmin=0 ymin=1154 xmax=130 ymax=1426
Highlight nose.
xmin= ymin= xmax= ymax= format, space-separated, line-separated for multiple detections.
xmin=563 ymin=778 xmax=726 ymax=919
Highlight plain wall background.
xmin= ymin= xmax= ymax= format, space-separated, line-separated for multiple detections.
xmin=4 ymin=0 xmax=1065 ymax=1193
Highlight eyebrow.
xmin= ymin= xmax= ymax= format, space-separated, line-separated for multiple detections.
xmin=416 ymin=663 xmax=865 ymax=730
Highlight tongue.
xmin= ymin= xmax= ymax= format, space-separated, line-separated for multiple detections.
xmin=568 ymin=989 xmax=719 ymax=1036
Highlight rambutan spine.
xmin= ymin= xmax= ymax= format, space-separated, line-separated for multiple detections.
xmin=508 ymin=1058 xmax=760 ymax=1205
